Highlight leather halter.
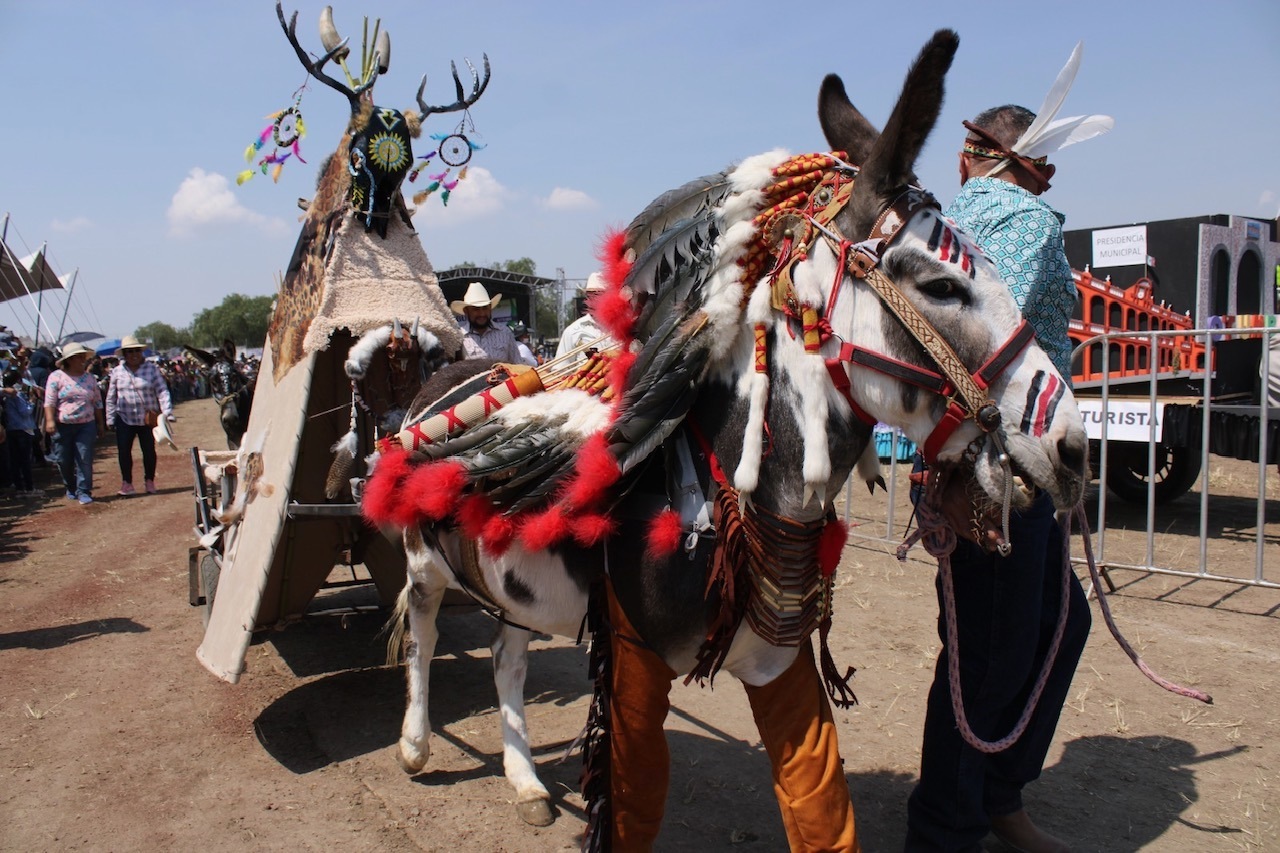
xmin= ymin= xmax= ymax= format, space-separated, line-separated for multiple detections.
xmin=810 ymin=177 xmax=1036 ymax=463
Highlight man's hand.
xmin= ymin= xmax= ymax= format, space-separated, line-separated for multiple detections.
xmin=911 ymin=464 xmax=1006 ymax=553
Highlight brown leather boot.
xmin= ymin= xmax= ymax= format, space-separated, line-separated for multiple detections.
xmin=744 ymin=641 xmax=859 ymax=852
xmin=607 ymin=584 xmax=677 ymax=851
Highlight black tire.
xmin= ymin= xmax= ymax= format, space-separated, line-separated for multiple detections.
xmin=200 ymin=553 xmax=221 ymax=628
xmin=1104 ymin=441 xmax=1202 ymax=505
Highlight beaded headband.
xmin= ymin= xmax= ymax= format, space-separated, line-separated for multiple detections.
xmin=961 ymin=141 xmax=1047 ymax=167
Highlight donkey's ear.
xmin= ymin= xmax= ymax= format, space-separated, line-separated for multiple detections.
xmin=846 ymin=30 xmax=958 ymax=235
xmin=818 ymin=74 xmax=880 ymax=165
xmin=183 ymin=345 xmax=216 ymax=367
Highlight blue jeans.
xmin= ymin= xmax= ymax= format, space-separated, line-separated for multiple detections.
xmin=54 ymin=420 xmax=98 ymax=498
xmin=905 ymin=492 xmax=1091 ymax=852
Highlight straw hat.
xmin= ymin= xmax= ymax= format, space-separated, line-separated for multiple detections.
xmin=118 ymin=334 xmax=146 ymax=354
xmin=584 ymin=272 xmax=607 ymax=294
xmin=450 ymin=282 xmax=501 ymax=315
xmin=56 ymin=342 xmax=93 ymax=366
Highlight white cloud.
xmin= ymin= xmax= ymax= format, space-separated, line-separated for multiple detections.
xmin=50 ymin=216 xmax=93 ymax=234
xmin=414 ymin=166 xmax=506 ymax=227
xmin=542 ymin=187 xmax=598 ymax=212
xmin=167 ymin=168 xmax=286 ymax=237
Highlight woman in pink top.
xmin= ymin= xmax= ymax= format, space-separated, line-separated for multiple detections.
xmin=43 ymin=342 xmax=105 ymax=505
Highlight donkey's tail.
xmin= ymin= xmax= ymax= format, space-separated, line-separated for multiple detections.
xmin=383 ymin=582 xmax=411 ymax=666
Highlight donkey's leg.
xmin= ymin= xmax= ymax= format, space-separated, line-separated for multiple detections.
xmin=742 ymin=639 xmax=858 ymax=852
xmin=397 ymin=530 xmax=448 ymax=774
xmin=491 ymin=623 xmax=554 ymax=826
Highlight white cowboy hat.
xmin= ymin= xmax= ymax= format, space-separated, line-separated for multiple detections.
xmin=117 ymin=334 xmax=146 ymax=354
xmin=153 ymin=412 xmax=179 ymax=452
xmin=56 ymin=342 xmax=93 ymax=366
xmin=450 ymin=281 xmax=501 ymax=315
xmin=584 ymin=272 xmax=608 ymax=294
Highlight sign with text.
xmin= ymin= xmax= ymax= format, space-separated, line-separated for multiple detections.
xmin=1075 ymin=399 xmax=1165 ymax=442
xmin=1092 ymin=225 xmax=1148 ymax=268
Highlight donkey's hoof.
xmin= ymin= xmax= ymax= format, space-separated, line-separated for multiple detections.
xmin=515 ymin=797 xmax=555 ymax=827
xmin=397 ymin=739 xmax=429 ymax=774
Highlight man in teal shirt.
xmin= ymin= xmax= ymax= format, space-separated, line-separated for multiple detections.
xmin=905 ymin=105 xmax=1092 ymax=853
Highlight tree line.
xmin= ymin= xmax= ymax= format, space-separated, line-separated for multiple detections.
xmin=136 ymin=259 xmax=570 ymax=351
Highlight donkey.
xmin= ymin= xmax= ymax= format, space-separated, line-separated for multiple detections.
xmin=184 ymin=340 xmax=255 ymax=450
xmin=367 ymin=30 xmax=1089 ymax=847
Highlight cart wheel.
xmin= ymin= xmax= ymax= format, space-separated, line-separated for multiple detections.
xmin=200 ymin=554 xmax=221 ymax=628
xmin=1105 ymin=442 xmax=1202 ymax=506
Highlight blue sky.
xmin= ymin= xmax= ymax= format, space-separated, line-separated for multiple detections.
xmin=2 ymin=0 xmax=1277 ymax=341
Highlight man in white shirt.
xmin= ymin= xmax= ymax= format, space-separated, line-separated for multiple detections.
xmin=452 ymin=282 xmax=522 ymax=363
xmin=555 ymin=273 xmax=615 ymax=361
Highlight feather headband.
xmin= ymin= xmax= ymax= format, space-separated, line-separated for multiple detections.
xmin=979 ymin=41 xmax=1115 ymax=192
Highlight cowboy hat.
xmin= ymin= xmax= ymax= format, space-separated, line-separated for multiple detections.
xmin=117 ymin=334 xmax=146 ymax=354
xmin=56 ymin=342 xmax=93 ymax=365
xmin=153 ymin=413 xmax=179 ymax=452
xmin=584 ymin=272 xmax=607 ymax=294
xmin=450 ymin=281 xmax=501 ymax=315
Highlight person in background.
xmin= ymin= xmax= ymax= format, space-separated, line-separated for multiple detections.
xmin=509 ymin=321 xmax=540 ymax=367
xmin=452 ymin=282 xmax=523 ymax=362
xmin=44 ymin=342 xmax=105 ymax=505
xmin=105 ymin=335 xmax=173 ymax=497
xmin=2 ymin=369 xmax=39 ymax=498
xmin=555 ymin=273 xmax=616 ymax=362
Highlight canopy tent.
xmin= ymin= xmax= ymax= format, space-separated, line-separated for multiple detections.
xmin=0 ymin=239 xmax=64 ymax=304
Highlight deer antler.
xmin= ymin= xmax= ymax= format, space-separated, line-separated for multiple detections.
xmin=276 ymin=1 xmax=380 ymax=109
xmin=416 ymin=55 xmax=492 ymax=120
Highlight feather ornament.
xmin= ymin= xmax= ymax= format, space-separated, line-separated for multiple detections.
xmin=325 ymin=428 xmax=359 ymax=499
xmin=997 ymin=42 xmax=1114 ymax=170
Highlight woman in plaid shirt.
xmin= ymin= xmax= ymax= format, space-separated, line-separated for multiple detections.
xmin=105 ymin=336 xmax=173 ymax=496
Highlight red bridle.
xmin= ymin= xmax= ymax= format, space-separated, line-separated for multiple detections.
xmin=806 ymin=179 xmax=1037 ymax=463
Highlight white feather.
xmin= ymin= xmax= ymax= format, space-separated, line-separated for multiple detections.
xmin=1011 ymin=41 xmax=1083 ymax=156
xmin=1019 ymin=114 xmax=1114 ymax=159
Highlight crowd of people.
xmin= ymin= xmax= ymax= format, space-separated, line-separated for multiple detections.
xmin=0 ymin=333 xmax=260 ymax=509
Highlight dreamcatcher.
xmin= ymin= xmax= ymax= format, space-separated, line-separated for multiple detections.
xmin=408 ymin=110 xmax=486 ymax=207
xmin=237 ymin=82 xmax=309 ymax=185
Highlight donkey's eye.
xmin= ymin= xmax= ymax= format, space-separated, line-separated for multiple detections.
xmin=918 ymin=278 xmax=959 ymax=299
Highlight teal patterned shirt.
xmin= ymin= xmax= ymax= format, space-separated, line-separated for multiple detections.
xmin=944 ymin=177 xmax=1075 ymax=380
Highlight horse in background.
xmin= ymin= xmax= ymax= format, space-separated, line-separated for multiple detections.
xmin=184 ymin=340 xmax=256 ymax=449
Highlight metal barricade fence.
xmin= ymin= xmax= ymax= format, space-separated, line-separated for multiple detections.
xmin=838 ymin=325 xmax=1278 ymax=589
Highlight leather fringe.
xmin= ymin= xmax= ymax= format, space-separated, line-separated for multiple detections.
xmin=818 ymin=603 xmax=858 ymax=709
xmin=685 ymin=487 xmax=750 ymax=687
xmin=579 ymin=579 xmax=612 ymax=852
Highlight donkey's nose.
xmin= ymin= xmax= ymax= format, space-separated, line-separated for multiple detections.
xmin=1056 ymin=433 xmax=1087 ymax=476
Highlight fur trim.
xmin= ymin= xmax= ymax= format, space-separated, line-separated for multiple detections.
xmin=598 ymin=229 xmax=634 ymax=296
xmin=345 ymin=326 xmax=392 ymax=379
xmin=494 ymin=389 xmax=613 ymax=438
xmin=361 ymin=448 xmax=414 ymax=527
xmin=571 ymin=512 xmax=617 ymax=547
xmin=457 ymin=493 xmax=495 ymax=539
xmin=562 ymin=433 xmax=622 ymax=509
xmin=732 ymin=370 xmax=770 ymax=496
xmin=645 ymin=509 xmax=683 ymax=559
xmin=480 ymin=512 xmax=517 ymax=556
xmin=855 ymin=441 xmax=883 ymax=487
xmin=405 ymin=461 xmax=468 ymax=521
xmin=518 ymin=506 xmax=569 ymax=551
xmin=818 ymin=518 xmax=849 ymax=576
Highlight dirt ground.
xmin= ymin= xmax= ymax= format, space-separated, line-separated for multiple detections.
xmin=1 ymin=397 xmax=1276 ymax=852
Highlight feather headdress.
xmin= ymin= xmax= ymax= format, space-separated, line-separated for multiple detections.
xmin=984 ymin=42 xmax=1113 ymax=189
